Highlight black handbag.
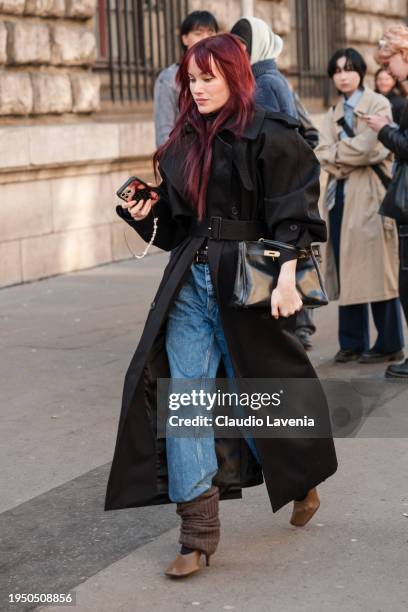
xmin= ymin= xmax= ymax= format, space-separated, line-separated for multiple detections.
xmin=230 ymin=239 xmax=329 ymax=309
xmin=379 ymin=162 xmax=408 ymax=225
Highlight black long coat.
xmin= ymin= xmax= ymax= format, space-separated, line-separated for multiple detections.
xmin=104 ymin=107 xmax=338 ymax=513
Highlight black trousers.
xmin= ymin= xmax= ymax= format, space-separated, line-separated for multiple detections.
xmin=398 ymin=226 xmax=408 ymax=325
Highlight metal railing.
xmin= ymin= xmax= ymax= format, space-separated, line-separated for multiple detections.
xmin=289 ymin=0 xmax=346 ymax=107
xmin=95 ymin=0 xmax=189 ymax=103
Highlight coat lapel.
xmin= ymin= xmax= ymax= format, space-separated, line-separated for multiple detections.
xmin=158 ymin=131 xmax=195 ymax=201
xmin=354 ymin=87 xmax=376 ymax=116
xmin=232 ymin=139 xmax=254 ymax=191
xmin=332 ymin=87 xmax=376 ymax=139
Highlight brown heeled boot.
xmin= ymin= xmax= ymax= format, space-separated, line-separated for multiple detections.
xmin=165 ymin=486 xmax=220 ymax=578
xmin=290 ymin=487 xmax=320 ymax=527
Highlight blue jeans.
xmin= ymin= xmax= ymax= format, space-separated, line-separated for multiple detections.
xmin=165 ymin=263 xmax=260 ymax=502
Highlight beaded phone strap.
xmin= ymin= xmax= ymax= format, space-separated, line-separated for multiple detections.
xmin=123 ymin=214 xmax=158 ymax=260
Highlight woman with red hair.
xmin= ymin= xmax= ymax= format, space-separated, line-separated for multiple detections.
xmin=105 ymin=33 xmax=337 ymax=577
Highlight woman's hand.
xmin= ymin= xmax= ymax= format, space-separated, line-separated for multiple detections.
xmin=362 ymin=114 xmax=390 ymax=133
xmin=122 ymin=183 xmax=160 ymax=221
xmin=271 ymin=259 xmax=303 ymax=319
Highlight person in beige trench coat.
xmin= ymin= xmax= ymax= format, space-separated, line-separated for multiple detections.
xmin=316 ymin=48 xmax=404 ymax=364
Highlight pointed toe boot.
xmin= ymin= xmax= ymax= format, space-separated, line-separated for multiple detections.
xmin=164 ymin=486 xmax=219 ymax=578
xmin=290 ymin=487 xmax=320 ymax=527
xmin=165 ymin=550 xmax=204 ymax=578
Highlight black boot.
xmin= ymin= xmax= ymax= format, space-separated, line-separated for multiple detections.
xmin=334 ymin=348 xmax=362 ymax=363
xmin=359 ymin=349 xmax=405 ymax=364
xmin=385 ymin=358 xmax=408 ymax=379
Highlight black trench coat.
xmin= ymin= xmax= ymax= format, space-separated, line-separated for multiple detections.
xmin=104 ymin=107 xmax=338 ymax=513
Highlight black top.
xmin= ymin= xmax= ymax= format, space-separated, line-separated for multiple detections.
xmin=378 ymin=98 xmax=408 ymax=160
xmin=387 ymin=91 xmax=407 ymax=125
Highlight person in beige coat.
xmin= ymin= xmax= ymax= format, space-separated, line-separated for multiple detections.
xmin=316 ymin=48 xmax=404 ymax=363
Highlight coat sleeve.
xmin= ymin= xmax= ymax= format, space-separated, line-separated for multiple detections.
xmin=115 ymin=176 xmax=189 ymax=252
xmin=315 ymin=109 xmax=355 ymax=178
xmin=259 ymin=120 xmax=327 ymax=264
xmin=153 ymin=68 xmax=179 ymax=147
xmin=332 ymin=97 xmax=392 ymax=168
xmin=378 ymin=124 xmax=408 ymax=160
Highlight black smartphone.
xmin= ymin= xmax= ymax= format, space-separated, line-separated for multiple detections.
xmin=116 ymin=176 xmax=159 ymax=204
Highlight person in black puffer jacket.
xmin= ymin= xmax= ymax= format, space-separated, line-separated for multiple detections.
xmin=365 ymin=25 xmax=408 ymax=378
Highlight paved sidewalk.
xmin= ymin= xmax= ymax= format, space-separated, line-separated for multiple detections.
xmin=1 ymin=254 xmax=408 ymax=612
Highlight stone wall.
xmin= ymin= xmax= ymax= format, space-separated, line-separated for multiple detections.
xmin=0 ymin=118 xmax=157 ymax=287
xmin=0 ymin=0 xmax=100 ymax=116
xmin=255 ymin=0 xmax=291 ymax=69
xmin=188 ymin=0 xmax=292 ymax=69
xmin=345 ymin=0 xmax=407 ymax=75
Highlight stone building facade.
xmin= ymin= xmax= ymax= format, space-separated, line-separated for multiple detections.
xmin=0 ymin=0 xmax=100 ymax=116
xmin=344 ymin=0 xmax=408 ymax=76
xmin=0 ymin=0 xmax=407 ymax=287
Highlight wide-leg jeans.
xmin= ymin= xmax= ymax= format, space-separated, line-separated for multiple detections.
xmin=165 ymin=263 xmax=260 ymax=503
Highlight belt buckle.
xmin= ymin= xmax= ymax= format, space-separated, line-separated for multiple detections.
xmin=208 ymin=216 xmax=222 ymax=240
xmin=194 ymin=248 xmax=208 ymax=264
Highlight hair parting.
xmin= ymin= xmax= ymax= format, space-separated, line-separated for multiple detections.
xmin=153 ymin=33 xmax=255 ymax=220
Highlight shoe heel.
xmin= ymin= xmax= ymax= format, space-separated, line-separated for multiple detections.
xmin=205 ymin=554 xmax=210 ymax=567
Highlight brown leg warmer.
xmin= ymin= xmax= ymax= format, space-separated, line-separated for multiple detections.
xmin=176 ymin=486 xmax=220 ymax=557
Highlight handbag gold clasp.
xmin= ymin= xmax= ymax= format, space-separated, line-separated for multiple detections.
xmin=263 ymin=249 xmax=280 ymax=259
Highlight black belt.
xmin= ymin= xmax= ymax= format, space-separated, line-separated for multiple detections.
xmin=191 ymin=216 xmax=266 ymax=241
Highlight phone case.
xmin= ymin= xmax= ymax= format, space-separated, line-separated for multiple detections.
xmin=116 ymin=176 xmax=158 ymax=203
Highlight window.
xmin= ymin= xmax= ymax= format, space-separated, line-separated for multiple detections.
xmin=289 ymin=0 xmax=346 ymax=107
xmin=95 ymin=0 xmax=189 ymax=103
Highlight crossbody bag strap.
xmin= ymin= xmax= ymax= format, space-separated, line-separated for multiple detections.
xmin=336 ymin=117 xmax=391 ymax=189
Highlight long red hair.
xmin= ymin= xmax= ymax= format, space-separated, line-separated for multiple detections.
xmin=153 ymin=33 xmax=255 ymax=220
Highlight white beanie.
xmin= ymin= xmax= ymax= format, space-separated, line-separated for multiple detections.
xmin=245 ymin=16 xmax=284 ymax=64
